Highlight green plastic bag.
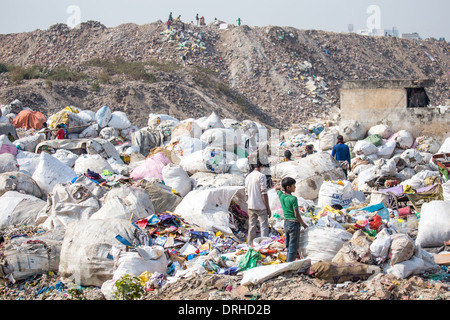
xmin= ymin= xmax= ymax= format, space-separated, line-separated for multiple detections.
xmin=364 ymin=134 xmax=382 ymax=146
xmin=238 ymin=247 xmax=262 ymax=271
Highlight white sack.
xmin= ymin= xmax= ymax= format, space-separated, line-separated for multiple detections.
xmin=36 ymin=182 xmax=101 ymax=230
xmin=32 ymin=152 xmax=77 ymax=196
xmin=240 ymin=258 xmax=311 ymax=286
xmin=299 ymin=226 xmax=353 ymax=264
xmin=0 ymin=191 xmax=46 ymax=228
xmin=95 ymin=105 xmax=112 ymax=128
xmin=108 ymin=111 xmax=131 ymax=130
xmin=0 ymin=171 xmax=42 ymax=199
xmin=74 ymin=154 xmax=113 ymax=175
xmin=174 ymin=186 xmax=247 ymax=235
xmin=0 ymin=153 xmax=19 ymax=173
xmin=415 ymin=201 xmax=450 ymax=248
xmin=317 ymin=180 xmax=354 ymax=208
xmin=339 ymin=120 xmax=366 ymax=141
xmin=91 ymin=186 xmax=155 ymax=222
xmin=162 ymin=164 xmax=192 ymax=197
xmin=368 ymin=124 xmax=394 ymax=139
xmin=272 ymin=152 xmax=346 ymax=200
xmin=58 ymin=219 xmax=149 ymax=287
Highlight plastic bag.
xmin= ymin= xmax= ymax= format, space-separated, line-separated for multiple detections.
xmin=389 ymin=233 xmax=415 ymax=266
xmin=238 ymin=247 xmax=262 ymax=271
xmin=95 ymin=105 xmax=112 ymax=128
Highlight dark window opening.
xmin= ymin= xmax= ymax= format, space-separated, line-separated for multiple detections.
xmin=407 ymin=87 xmax=430 ymax=108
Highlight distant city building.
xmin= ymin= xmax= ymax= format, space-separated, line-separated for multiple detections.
xmin=401 ymin=32 xmax=422 ymax=40
xmin=356 ymin=28 xmax=385 ymax=37
xmin=384 ymin=27 xmax=399 ymax=37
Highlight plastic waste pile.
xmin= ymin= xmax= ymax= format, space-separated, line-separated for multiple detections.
xmin=0 ymin=99 xmax=449 ymax=300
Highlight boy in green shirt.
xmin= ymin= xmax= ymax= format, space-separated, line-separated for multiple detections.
xmin=276 ymin=177 xmax=308 ymax=262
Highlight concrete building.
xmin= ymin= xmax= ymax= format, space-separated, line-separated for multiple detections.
xmin=340 ymin=79 xmax=450 ymax=142
xmin=401 ymin=32 xmax=422 ymax=40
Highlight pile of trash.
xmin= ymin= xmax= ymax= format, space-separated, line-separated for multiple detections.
xmin=0 ymin=100 xmax=449 ymax=300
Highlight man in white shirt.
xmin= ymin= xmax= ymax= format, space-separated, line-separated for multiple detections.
xmin=245 ymin=160 xmax=272 ymax=245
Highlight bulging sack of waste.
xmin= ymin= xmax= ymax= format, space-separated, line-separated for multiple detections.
xmin=32 ymin=152 xmax=77 ymax=196
xmin=332 ymin=230 xmax=374 ymax=265
xmin=2 ymin=228 xmax=65 ymax=282
xmin=400 ymin=149 xmax=423 ymax=168
xmin=91 ymin=185 xmax=155 ymax=222
xmin=368 ymin=124 xmax=394 ymax=139
xmin=171 ymin=120 xmax=202 ymax=140
xmin=0 ymin=191 xmax=46 ymax=228
xmin=272 ymin=152 xmax=346 ymax=200
xmin=77 ymin=110 xmax=96 ymax=123
xmin=37 ymin=182 xmax=101 ymax=230
xmin=317 ymin=180 xmax=354 ymax=208
xmin=13 ymin=133 xmax=44 ymax=153
xmin=390 ymin=130 xmax=414 ymax=149
xmin=108 ymin=111 xmax=131 ymax=130
xmin=79 ymin=125 xmax=99 ymax=139
xmin=203 ymin=147 xmax=236 ymax=174
xmin=318 ymin=127 xmax=338 ymax=151
xmin=0 ymin=153 xmax=19 ymax=173
xmin=438 ymin=137 xmax=450 ymax=154
xmin=0 ymin=171 xmax=42 ymax=198
xmin=95 ymin=105 xmax=112 ymax=128
xmin=99 ymin=127 xmax=118 ymax=140
xmin=299 ymin=226 xmax=353 ymax=264
xmin=148 ymin=114 xmax=179 ymax=130
xmin=74 ymin=154 xmax=113 ymax=175
xmin=162 ymin=164 xmax=192 ymax=197
xmin=415 ymin=136 xmax=441 ymax=154
xmin=58 ymin=219 xmax=149 ymax=287
xmin=415 ymin=200 xmax=450 ymax=248
xmin=174 ymin=186 xmax=247 ymax=235
xmin=0 ymin=134 xmax=18 ymax=156
xmin=354 ymin=140 xmax=378 ymax=156
xmin=339 ymin=120 xmax=367 ymax=141
xmin=52 ymin=149 xmax=79 ymax=168
xmin=198 ymin=112 xmax=225 ymax=130
xmin=200 ymin=128 xmax=237 ymax=152
xmin=101 ymin=245 xmax=167 ymax=300
xmin=389 ymin=233 xmax=415 ymax=266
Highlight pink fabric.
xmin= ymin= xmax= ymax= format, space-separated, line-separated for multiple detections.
xmin=0 ymin=143 xmax=18 ymax=156
xmin=130 ymin=152 xmax=171 ymax=181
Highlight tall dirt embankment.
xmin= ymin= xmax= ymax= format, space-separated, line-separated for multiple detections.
xmin=0 ymin=20 xmax=449 ymax=128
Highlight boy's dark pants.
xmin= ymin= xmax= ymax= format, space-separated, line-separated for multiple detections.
xmin=284 ymin=220 xmax=300 ymax=262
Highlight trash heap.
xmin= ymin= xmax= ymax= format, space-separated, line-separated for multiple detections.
xmin=0 ymin=100 xmax=449 ymax=300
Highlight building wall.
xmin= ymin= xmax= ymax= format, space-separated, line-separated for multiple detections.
xmin=340 ymin=87 xmax=450 ymax=143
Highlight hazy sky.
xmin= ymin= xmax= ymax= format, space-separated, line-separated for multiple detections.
xmin=1 ymin=0 xmax=449 ymax=40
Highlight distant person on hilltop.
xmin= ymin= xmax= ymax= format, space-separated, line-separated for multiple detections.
xmin=168 ymin=12 xmax=173 ymax=22
xmin=196 ymin=14 xmax=199 ymax=26
xmin=237 ymin=17 xmax=241 ymax=26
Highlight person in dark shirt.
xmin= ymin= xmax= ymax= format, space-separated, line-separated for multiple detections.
xmin=283 ymin=150 xmax=293 ymax=162
xmin=302 ymin=144 xmax=316 ymax=158
xmin=331 ymin=135 xmax=351 ymax=179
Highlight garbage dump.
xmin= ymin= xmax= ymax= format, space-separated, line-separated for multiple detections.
xmin=0 ymin=100 xmax=449 ymax=301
